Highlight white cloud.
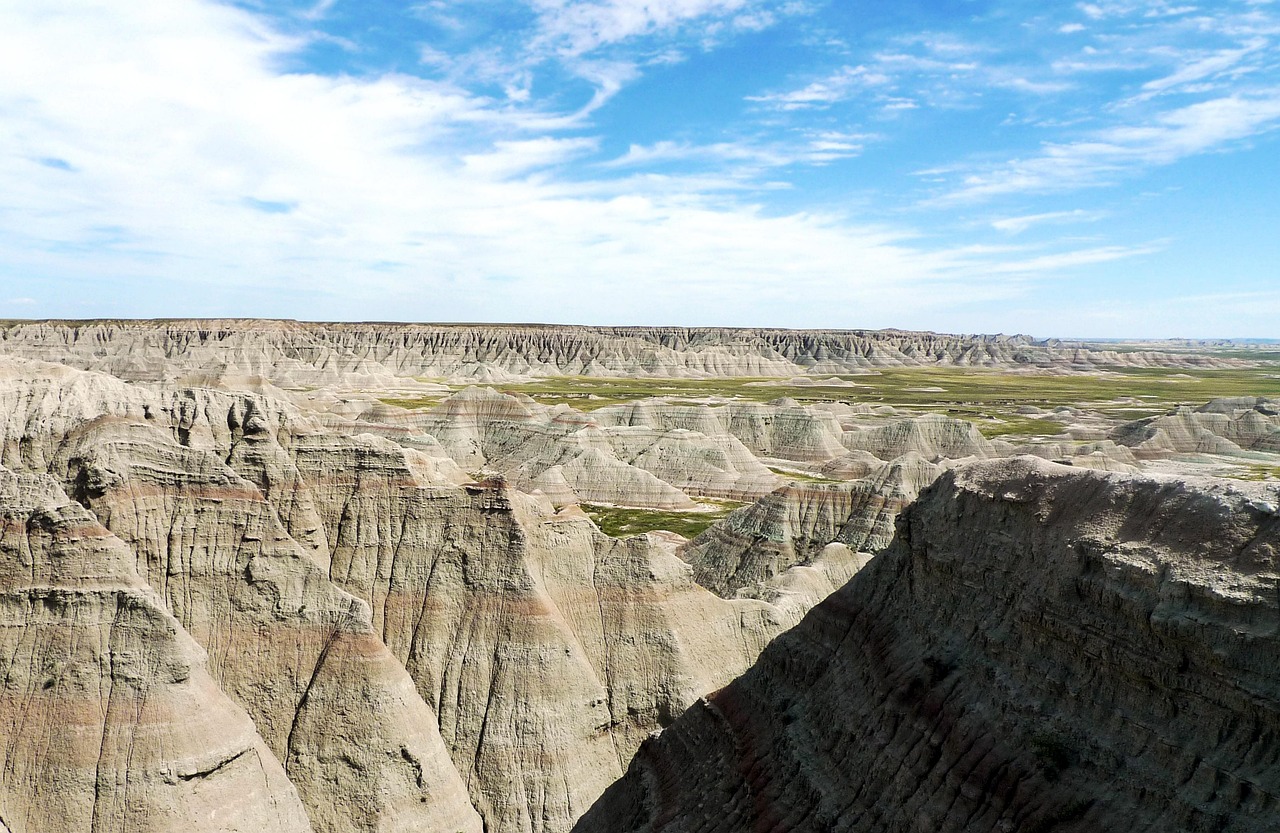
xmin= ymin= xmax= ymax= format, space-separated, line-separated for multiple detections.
xmin=603 ymin=132 xmax=870 ymax=171
xmin=933 ymin=92 xmax=1280 ymax=201
xmin=528 ymin=0 xmax=756 ymax=56
xmin=991 ymin=209 xmax=1106 ymax=234
xmin=747 ymin=65 xmax=890 ymax=109
xmin=1138 ymin=39 xmax=1267 ymax=98
xmin=0 ymin=0 xmax=1112 ymax=326
xmin=985 ymin=241 xmax=1165 ymax=273
xmin=462 ymin=136 xmax=600 ymax=178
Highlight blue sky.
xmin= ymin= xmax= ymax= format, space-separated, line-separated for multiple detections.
xmin=1 ymin=0 xmax=1278 ymax=337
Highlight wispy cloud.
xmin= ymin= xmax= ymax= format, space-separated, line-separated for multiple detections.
xmin=991 ymin=209 xmax=1107 ymax=234
xmin=746 ymin=65 xmax=889 ymax=109
xmin=932 ymin=91 xmax=1280 ymax=201
xmin=602 ymin=130 xmax=872 ymax=172
xmin=746 ymin=33 xmax=1074 ymax=113
xmin=0 ymin=0 xmax=1111 ymax=326
xmin=528 ymin=0 xmax=754 ymax=56
xmin=985 ymin=241 xmax=1165 ymax=273
xmin=462 ymin=136 xmax=600 ymax=178
xmin=1137 ymin=39 xmax=1267 ymax=98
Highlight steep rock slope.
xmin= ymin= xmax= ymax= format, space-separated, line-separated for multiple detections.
xmin=0 ymin=320 xmax=1247 ymax=386
xmin=0 ymin=468 xmax=313 ymax=833
xmin=681 ymin=454 xmax=942 ymax=601
xmin=52 ymin=415 xmax=484 ymax=833
xmin=287 ymin=431 xmax=786 ymax=832
xmin=1112 ymin=397 xmax=1280 ymax=456
xmin=578 ymin=457 xmax=1280 ymax=833
xmin=0 ymin=358 xmax=790 ymax=833
xmin=0 ymin=360 xmax=484 ymax=833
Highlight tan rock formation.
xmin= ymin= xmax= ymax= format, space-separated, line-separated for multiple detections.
xmin=286 ymin=430 xmax=785 ymax=831
xmin=411 ymin=388 xmax=779 ymax=506
xmin=0 ymin=360 xmax=484 ymax=833
xmin=1014 ymin=439 xmax=1141 ymax=473
xmin=595 ymin=401 xmax=848 ymax=464
xmin=576 ymin=457 xmax=1280 ymax=832
xmin=0 ymin=321 xmax=1249 ymax=389
xmin=53 ymin=418 xmax=484 ymax=833
xmin=841 ymin=412 xmax=996 ymax=461
xmin=0 ymin=467 xmax=313 ymax=833
xmin=0 ymin=358 xmax=789 ymax=833
xmin=681 ymin=453 xmax=942 ymax=601
xmin=1113 ymin=398 xmax=1280 ymax=456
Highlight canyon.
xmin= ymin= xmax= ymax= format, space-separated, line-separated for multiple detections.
xmin=0 ymin=321 xmax=1277 ymax=832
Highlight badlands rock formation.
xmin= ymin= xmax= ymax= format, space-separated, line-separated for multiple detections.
xmin=577 ymin=457 xmax=1280 ymax=832
xmin=405 ymin=387 xmax=781 ymax=506
xmin=1112 ymin=397 xmax=1280 ymax=456
xmin=0 ymin=320 xmax=1249 ymax=386
xmin=839 ymin=412 xmax=996 ymax=461
xmin=681 ymin=454 xmax=942 ymax=602
xmin=0 ymin=467 xmax=313 ymax=833
xmin=0 ymin=357 xmax=790 ymax=833
xmin=1 ymin=322 xmax=1277 ymax=833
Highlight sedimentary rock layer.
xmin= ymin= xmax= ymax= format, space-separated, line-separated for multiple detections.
xmin=681 ymin=454 xmax=941 ymax=600
xmin=0 ymin=357 xmax=791 ymax=833
xmin=0 ymin=468 xmax=314 ymax=833
xmin=577 ymin=457 xmax=1280 ymax=832
xmin=0 ymin=320 xmax=1247 ymax=386
xmin=1112 ymin=397 xmax=1280 ymax=456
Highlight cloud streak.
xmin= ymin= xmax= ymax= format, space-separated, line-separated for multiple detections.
xmin=932 ymin=92 xmax=1280 ymax=201
xmin=0 ymin=0 xmax=1118 ymax=327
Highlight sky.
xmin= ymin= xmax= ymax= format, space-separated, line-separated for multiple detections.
xmin=1 ymin=0 xmax=1279 ymax=337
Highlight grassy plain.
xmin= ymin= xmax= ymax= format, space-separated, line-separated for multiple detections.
xmin=378 ymin=365 xmax=1280 ymax=439
xmin=581 ymin=500 xmax=743 ymax=538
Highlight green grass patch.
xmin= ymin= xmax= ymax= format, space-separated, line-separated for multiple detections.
xmin=1221 ymin=464 xmax=1280 ymax=482
xmin=581 ymin=500 xmax=743 ymax=539
xmin=481 ymin=367 xmax=1280 ymax=423
xmin=975 ymin=417 xmax=1069 ymax=439
xmin=377 ymin=396 xmax=443 ymax=410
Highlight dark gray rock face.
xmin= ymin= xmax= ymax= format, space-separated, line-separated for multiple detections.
xmin=576 ymin=457 xmax=1280 ymax=833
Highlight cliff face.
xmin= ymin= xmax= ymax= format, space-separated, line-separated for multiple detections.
xmin=680 ymin=453 xmax=942 ymax=602
xmin=0 ymin=467 xmax=314 ymax=833
xmin=0 ymin=357 xmax=790 ymax=833
xmin=0 ymin=321 xmax=1246 ymax=385
xmin=577 ymin=457 xmax=1280 ymax=833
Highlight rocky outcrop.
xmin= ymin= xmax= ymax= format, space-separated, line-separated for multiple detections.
xmin=841 ymin=412 xmax=996 ymax=461
xmin=285 ymin=429 xmax=786 ymax=832
xmin=0 ymin=360 xmax=484 ymax=833
xmin=577 ymin=457 xmax=1280 ymax=832
xmin=0 ymin=358 xmax=792 ymax=833
xmin=596 ymin=401 xmax=848 ymax=464
xmin=1113 ymin=397 xmax=1280 ymax=456
xmin=681 ymin=454 xmax=942 ymax=602
xmin=1014 ymin=440 xmax=1141 ymax=473
xmin=52 ymin=416 xmax=484 ymax=833
xmin=0 ymin=321 xmax=1251 ymax=387
xmin=411 ymin=388 xmax=780 ymax=506
xmin=0 ymin=467 xmax=313 ymax=833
